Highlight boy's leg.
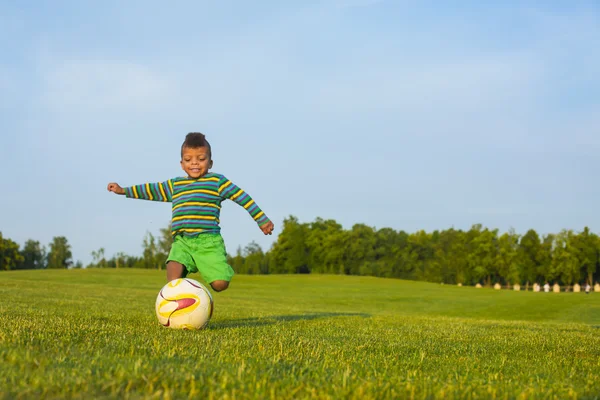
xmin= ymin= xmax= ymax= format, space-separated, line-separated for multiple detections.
xmin=210 ymin=280 xmax=229 ymax=292
xmin=191 ymin=234 xmax=234 ymax=292
xmin=165 ymin=236 xmax=197 ymax=282
xmin=166 ymin=261 xmax=186 ymax=282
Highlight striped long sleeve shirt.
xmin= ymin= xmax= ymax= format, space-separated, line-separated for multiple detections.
xmin=124 ymin=173 xmax=270 ymax=238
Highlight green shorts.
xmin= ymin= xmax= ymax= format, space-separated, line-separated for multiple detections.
xmin=166 ymin=234 xmax=234 ymax=283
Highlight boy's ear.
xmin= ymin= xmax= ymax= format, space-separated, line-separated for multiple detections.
xmin=209 ymin=159 xmax=214 ymax=169
xmin=180 ymin=159 xmax=185 ymax=171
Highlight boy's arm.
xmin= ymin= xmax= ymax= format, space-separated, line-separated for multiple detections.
xmin=121 ymin=180 xmax=174 ymax=202
xmin=218 ymin=176 xmax=271 ymax=228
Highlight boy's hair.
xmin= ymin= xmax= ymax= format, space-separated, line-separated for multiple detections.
xmin=181 ymin=132 xmax=211 ymax=158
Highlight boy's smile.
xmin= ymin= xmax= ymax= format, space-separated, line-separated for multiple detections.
xmin=181 ymin=146 xmax=212 ymax=179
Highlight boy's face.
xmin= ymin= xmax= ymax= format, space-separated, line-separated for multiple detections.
xmin=180 ymin=146 xmax=212 ymax=178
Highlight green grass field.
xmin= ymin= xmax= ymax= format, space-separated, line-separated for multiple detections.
xmin=1 ymin=269 xmax=599 ymax=399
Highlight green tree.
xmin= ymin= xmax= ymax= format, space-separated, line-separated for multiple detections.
xmin=538 ymin=234 xmax=555 ymax=284
xmin=347 ymin=224 xmax=377 ymax=276
xmin=220 ymin=216 xmax=600 ymax=286
xmin=373 ymin=228 xmax=409 ymax=278
xmin=0 ymin=232 xmax=24 ymax=271
xmin=122 ymin=255 xmax=143 ymax=268
xmin=18 ymin=239 xmax=46 ymax=270
xmin=157 ymin=224 xmax=173 ymax=262
xmin=322 ymin=229 xmax=350 ymax=275
xmin=467 ymin=227 xmax=498 ymax=286
xmin=496 ymin=230 xmax=520 ymax=287
xmin=142 ymin=232 xmax=162 ymax=269
xmin=518 ymin=229 xmax=542 ymax=289
xmin=551 ymin=230 xmax=580 ymax=290
xmin=90 ymin=248 xmax=106 ymax=268
xmin=243 ymin=241 xmax=265 ymax=275
xmin=229 ymin=246 xmax=245 ymax=273
xmin=434 ymin=228 xmax=468 ymax=284
xmin=407 ymin=230 xmax=436 ymax=282
xmin=268 ymin=216 xmax=309 ymax=274
xmin=305 ymin=218 xmax=344 ymax=274
xmin=572 ymin=227 xmax=598 ymax=285
xmin=47 ymin=236 xmax=73 ymax=269
xmin=113 ymin=252 xmax=127 ymax=269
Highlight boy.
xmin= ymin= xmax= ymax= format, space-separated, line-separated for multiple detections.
xmin=107 ymin=132 xmax=274 ymax=292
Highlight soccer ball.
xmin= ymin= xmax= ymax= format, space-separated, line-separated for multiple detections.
xmin=155 ymin=278 xmax=214 ymax=329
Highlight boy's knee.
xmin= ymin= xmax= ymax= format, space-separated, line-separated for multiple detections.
xmin=166 ymin=261 xmax=185 ymax=282
xmin=210 ymin=280 xmax=229 ymax=292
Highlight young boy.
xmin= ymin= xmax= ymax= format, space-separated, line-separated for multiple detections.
xmin=107 ymin=132 xmax=274 ymax=292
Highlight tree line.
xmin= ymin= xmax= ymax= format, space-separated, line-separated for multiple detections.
xmin=229 ymin=216 xmax=600 ymax=289
xmin=0 ymin=227 xmax=172 ymax=271
xmin=0 ymin=233 xmax=77 ymax=270
xmin=2 ymin=216 xmax=599 ymax=288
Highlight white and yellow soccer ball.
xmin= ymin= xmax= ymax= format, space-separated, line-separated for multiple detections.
xmin=155 ymin=278 xmax=214 ymax=330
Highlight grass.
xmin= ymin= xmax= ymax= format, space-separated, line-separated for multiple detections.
xmin=1 ymin=269 xmax=600 ymax=399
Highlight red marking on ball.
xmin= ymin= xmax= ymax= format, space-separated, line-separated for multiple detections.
xmin=176 ymin=298 xmax=197 ymax=310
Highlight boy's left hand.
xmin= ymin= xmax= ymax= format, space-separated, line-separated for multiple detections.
xmin=260 ymin=221 xmax=274 ymax=235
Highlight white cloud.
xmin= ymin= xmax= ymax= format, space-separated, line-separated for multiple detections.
xmin=40 ymin=60 xmax=175 ymax=113
xmin=303 ymin=6 xmax=599 ymax=154
xmin=314 ymin=53 xmax=542 ymax=118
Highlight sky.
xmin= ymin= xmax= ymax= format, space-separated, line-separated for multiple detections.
xmin=1 ymin=0 xmax=599 ymax=265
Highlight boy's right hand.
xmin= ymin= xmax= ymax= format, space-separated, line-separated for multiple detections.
xmin=107 ymin=183 xmax=125 ymax=195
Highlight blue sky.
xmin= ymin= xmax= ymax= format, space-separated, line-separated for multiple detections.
xmin=1 ymin=0 xmax=599 ymax=265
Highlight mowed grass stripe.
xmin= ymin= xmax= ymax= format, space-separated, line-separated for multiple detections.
xmin=1 ymin=269 xmax=599 ymax=399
